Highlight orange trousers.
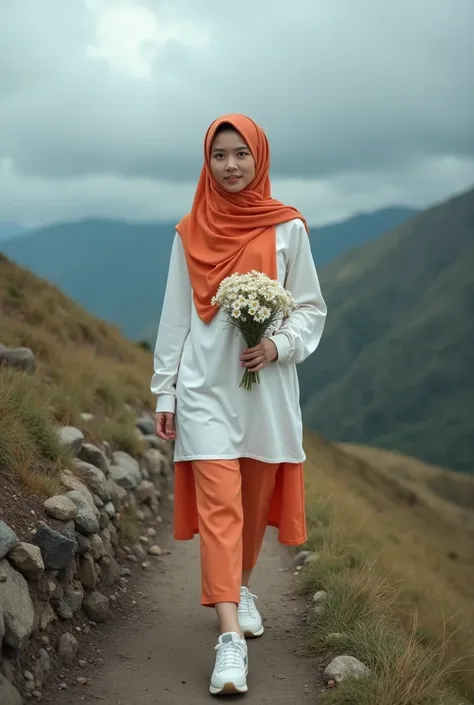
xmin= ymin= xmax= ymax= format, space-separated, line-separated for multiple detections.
xmin=192 ymin=458 xmax=279 ymax=607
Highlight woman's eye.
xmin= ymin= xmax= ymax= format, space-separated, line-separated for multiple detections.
xmin=238 ymin=151 xmax=248 ymax=158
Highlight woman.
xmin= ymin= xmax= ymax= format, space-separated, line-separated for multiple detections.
xmin=151 ymin=113 xmax=327 ymax=696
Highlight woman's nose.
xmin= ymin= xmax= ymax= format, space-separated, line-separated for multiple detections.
xmin=225 ymin=156 xmax=238 ymax=170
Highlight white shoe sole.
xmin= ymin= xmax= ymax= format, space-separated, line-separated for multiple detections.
xmin=209 ymin=680 xmax=248 ymax=695
xmin=242 ymin=624 xmax=264 ymax=638
xmin=210 ymin=665 xmax=249 ymax=695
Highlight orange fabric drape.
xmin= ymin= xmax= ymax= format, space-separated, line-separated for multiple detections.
xmin=173 ymin=460 xmax=307 ymax=547
xmin=176 ymin=113 xmax=308 ymax=323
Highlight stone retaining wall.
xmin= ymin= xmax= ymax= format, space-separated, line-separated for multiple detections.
xmin=0 ymin=414 xmax=173 ymax=704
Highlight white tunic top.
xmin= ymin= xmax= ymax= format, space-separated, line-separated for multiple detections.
xmin=150 ymin=218 xmax=327 ymax=463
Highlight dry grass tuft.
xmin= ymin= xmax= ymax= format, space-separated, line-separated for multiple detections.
xmin=118 ymin=504 xmax=141 ymax=543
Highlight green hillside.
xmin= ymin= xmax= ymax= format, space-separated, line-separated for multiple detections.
xmin=301 ymin=187 xmax=474 ymax=472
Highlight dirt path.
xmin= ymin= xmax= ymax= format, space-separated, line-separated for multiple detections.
xmin=54 ymin=526 xmax=325 ymax=704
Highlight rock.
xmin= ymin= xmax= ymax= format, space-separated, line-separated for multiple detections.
xmin=60 ymin=472 xmax=96 ymax=510
xmin=79 ymin=554 xmax=96 ymax=590
xmin=72 ymin=460 xmax=110 ymax=502
xmin=93 ymin=494 xmax=104 ymax=508
xmin=305 ymin=553 xmax=319 ymax=565
xmin=66 ymin=490 xmax=100 ymax=535
xmin=57 ymin=426 xmax=84 ymax=455
xmin=89 ymin=534 xmax=105 ymax=561
xmin=0 ymin=344 xmax=36 ymax=374
xmin=83 ymin=592 xmax=109 ymax=622
xmin=109 ymin=452 xmax=141 ymax=490
xmin=136 ymin=480 xmax=156 ymax=505
xmin=33 ymin=648 xmax=51 ymax=687
xmin=294 ymin=550 xmax=313 ymax=566
xmin=52 ymin=584 xmax=64 ymax=600
xmin=77 ymin=443 xmax=109 ymax=474
xmin=108 ymin=524 xmax=119 ymax=547
xmin=323 ymin=655 xmax=371 ymax=684
xmin=75 ymin=533 xmax=91 ymax=556
xmin=64 ymin=585 xmax=84 ymax=614
xmin=136 ymin=416 xmax=156 ymax=435
xmin=99 ymin=555 xmax=120 ymax=585
xmin=32 ymin=522 xmax=77 ymax=570
xmin=142 ymin=449 xmax=167 ymax=478
xmin=39 ymin=603 xmax=57 ymax=631
xmin=55 ymin=598 xmax=73 ymax=620
xmin=98 ymin=510 xmax=109 ymax=530
xmin=79 ymin=412 xmax=94 ymax=423
xmin=312 ymin=590 xmax=328 ymax=616
xmin=0 ymin=558 xmax=35 ymax=650
xmin=57 ymin=632 xmax=79 ymax=664
xmin=148 ymin=545 xmax=162 ymax=556
xmin=43 ymin=495 xmax=77 ymax=521
xmin=104 ymin=501 xmax=116 ymax=519
xmin=8 ymin=542 xmax=44 ymax=580
xmin=57 ymin=519 xmax=76 ymax=541
xmin=0 ymin=521 xmax=19 ymax=560
xmin=313 ymin=590 xmax=328 ymax=604
xmin=132 ymin=544 xmax=147 ymax=561
xmin=106 ymin=478 xmax=127 ymax=510
xmin=0 ymin=673 xmax=22 ymax=705
xmin=99 ymin=530 xmax=113 ymax=557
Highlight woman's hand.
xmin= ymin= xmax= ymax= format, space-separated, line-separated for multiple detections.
xmin=154 ymin=412 xmax=176 ymax=441
xmin=240 ymin=337 xmax=278 ymax=373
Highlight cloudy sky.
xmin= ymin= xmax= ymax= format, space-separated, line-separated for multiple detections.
xmin=1 ymin=0 xmax=473 ymax=229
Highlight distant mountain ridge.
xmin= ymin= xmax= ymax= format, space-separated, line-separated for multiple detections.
xmin=1 ymin=206 xmax=417 ymax=342
xmin=299 ymin=187 xmax=474 ymax=473
xmin=0 ymin=225 xmax=26 ymax=241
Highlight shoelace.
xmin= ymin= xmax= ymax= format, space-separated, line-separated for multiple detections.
xmin=215 ymin=641 xmax=246 ymax=671
xmin=238 ymin=589 xmax=258 ymax=617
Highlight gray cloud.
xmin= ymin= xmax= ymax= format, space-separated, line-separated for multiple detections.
xmin=0 ymin=0 xmax=473 ymax=227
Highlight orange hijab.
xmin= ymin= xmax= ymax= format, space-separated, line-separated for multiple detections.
xmin=176 ymin=113 xmax=308 ymax=323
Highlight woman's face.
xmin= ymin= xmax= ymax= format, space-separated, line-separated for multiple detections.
xmin=209 ymin=129 xmax=256 ymax=193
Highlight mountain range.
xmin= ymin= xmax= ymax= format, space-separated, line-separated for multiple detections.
xmin=0 ymin=207 xmax=416 ymax=343
xmin=299 ymin=187 xmax=474 ymax=472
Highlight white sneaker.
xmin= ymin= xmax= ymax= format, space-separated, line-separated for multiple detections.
xmin=210 ymin=631 xmax=248 ymax=696
xmin=238 ymin=586 xmax=264 ymax=638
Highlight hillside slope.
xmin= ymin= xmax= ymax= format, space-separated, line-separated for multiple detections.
xmin=300 ymin=187 xmax=474 ymax=472
xmin=1 ymin=207 xmax=416 ymax=343
xmin=302 ymin=429 xmax=474 ymax=698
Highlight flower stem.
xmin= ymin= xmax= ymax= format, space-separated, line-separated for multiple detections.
xmin=240 ymin=368 xmax=260 ymax=391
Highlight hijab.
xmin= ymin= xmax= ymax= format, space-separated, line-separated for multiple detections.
xmin=176 ymin=113 xmax=308 ymax=323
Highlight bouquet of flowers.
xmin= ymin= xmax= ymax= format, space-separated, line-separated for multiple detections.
xmin=211 ymin=270 xmax=296 ymax=391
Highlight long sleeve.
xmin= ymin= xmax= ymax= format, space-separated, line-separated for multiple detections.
xmin=271 ymin=220 xmax=327 ymax=364
xmin=150 ymin=232 xmax=192 ymax=413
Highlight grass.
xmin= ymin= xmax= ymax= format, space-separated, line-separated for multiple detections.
xmin=0 ymin=253 xmax=154 ymax=500
xmin=301 ymin=431 xmax=474 ymax=702
xmin=117 ymin=504 xmax=141 ymax=544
